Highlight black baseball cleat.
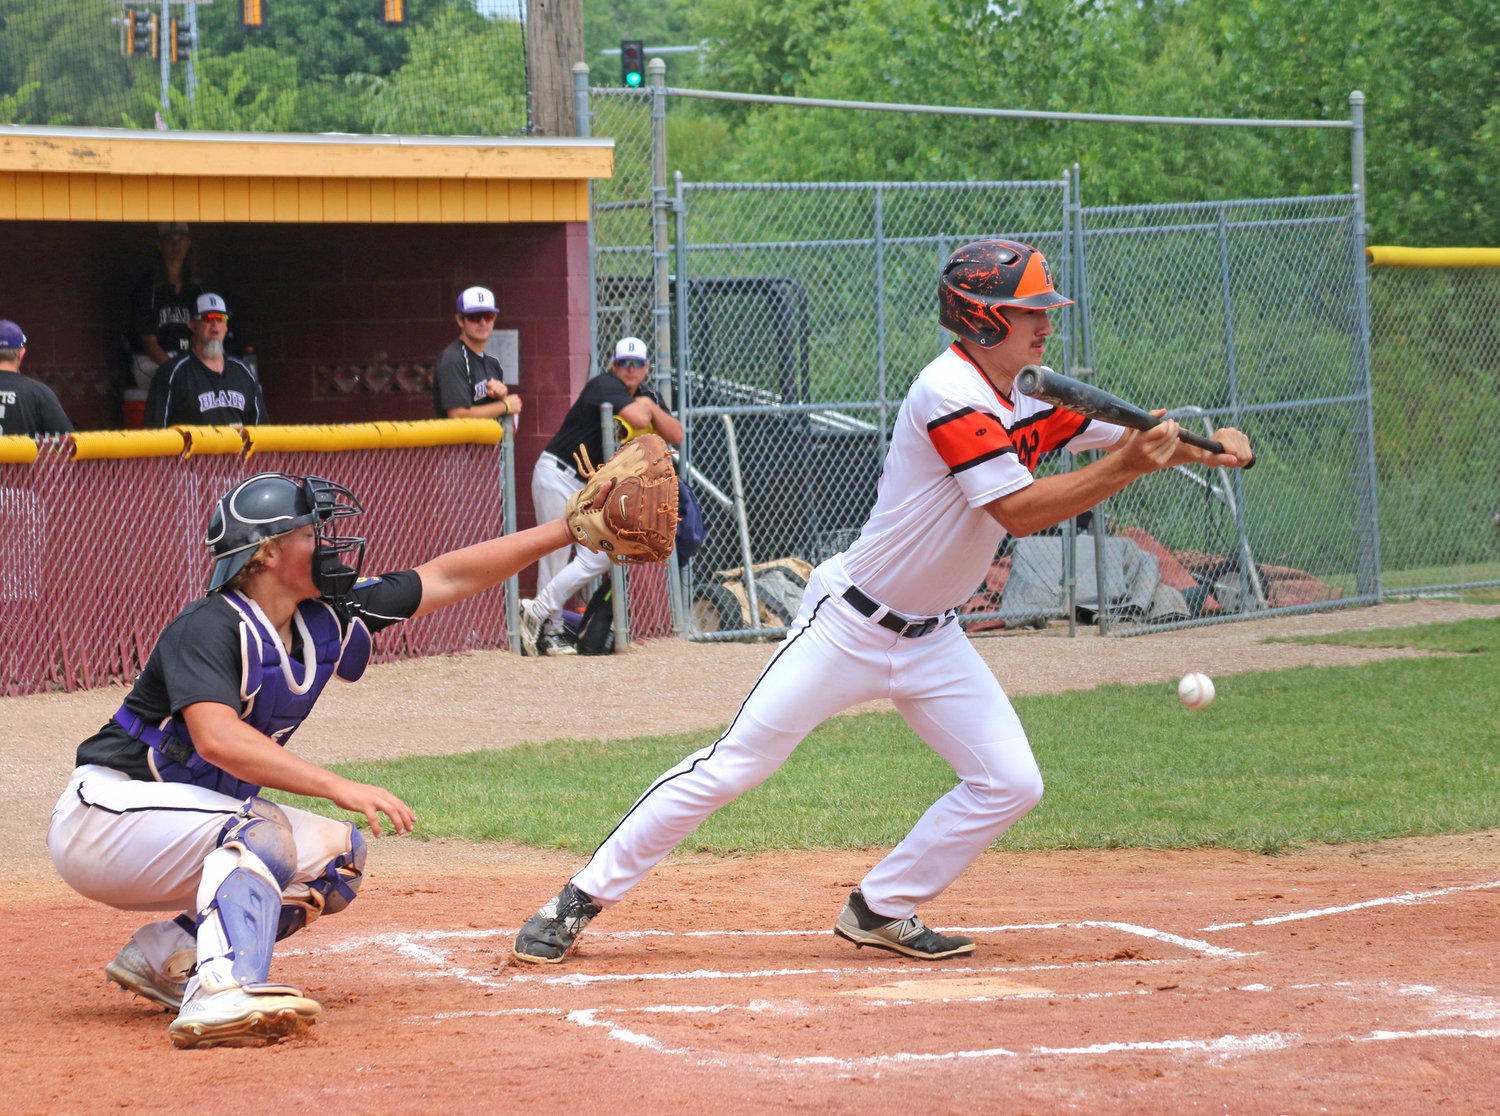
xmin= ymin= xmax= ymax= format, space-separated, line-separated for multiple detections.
xmin=513 ymin=882 xmax=602 ymax=964
xmin=833 ymin=888 xmax=975 ymax=959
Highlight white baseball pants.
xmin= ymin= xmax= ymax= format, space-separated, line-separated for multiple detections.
xmin=572 ymin=558 xmax=1044 ymax=919
xmin=530 ymin=451 xmax=612 ymax=620
xmin=48 ymin=765 xmax=355 ymax=912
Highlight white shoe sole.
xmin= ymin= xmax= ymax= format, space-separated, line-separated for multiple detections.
xmin=169 ymin=998 xmax=320 ymax=1049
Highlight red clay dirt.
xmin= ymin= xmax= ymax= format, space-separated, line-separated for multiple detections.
xmin=9 ymin=835 xmax=1500 ymax=1115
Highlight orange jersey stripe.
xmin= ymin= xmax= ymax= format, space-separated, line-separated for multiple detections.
xmin=927 ymin=406 xmax=1015 ymax=473
xmin=1008 ymin=408 xmax=1092 ymax=470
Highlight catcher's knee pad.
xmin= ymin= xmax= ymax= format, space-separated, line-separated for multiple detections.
xmin=275 ymin=824 xmax=366 ymax=940
xmin=216 ymin=797 xmax=297 ymax=890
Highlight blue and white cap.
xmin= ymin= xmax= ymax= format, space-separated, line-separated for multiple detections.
xmin=457 ymin=286 xmax=499 ymax=314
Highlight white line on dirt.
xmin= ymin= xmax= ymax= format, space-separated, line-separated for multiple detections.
xmin=1200 ymin=878 xmax=1500 ymax=931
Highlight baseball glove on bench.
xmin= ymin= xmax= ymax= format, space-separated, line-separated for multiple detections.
xmin=566 ymin=433 xmax=680 ymax=564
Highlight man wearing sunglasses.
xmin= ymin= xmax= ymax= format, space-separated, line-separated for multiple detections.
xmin=432 ymin=286 xmax=519 ymax=420
xmin=145 ymin=293 xmax=269 ymax=428
xmin=521 ymin=336 xmax=682 ymax=655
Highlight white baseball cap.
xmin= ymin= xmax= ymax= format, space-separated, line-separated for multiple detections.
xmin=457 ymin=286 xmax=499 ymax=314
xmin=195 ymin=292 xmax=229 ymax=317
xmin=614 ymin=337 xmax=649 ymax=362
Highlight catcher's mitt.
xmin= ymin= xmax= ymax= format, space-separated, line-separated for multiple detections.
xmin=565 ymin=433 xmax=679 ymax=564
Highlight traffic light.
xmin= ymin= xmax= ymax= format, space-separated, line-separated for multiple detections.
xmin=124 ymin=9 xmax=158 ymax=59
xmin=382 ymin=0 xmax=406 ymax=24
xmin=169 ymin=18 xmax=195 ymax=64
xmin=241 ymin=0 xmax=264 ymax=28
xmin=620 ymin=40 xmax=645 ymax=88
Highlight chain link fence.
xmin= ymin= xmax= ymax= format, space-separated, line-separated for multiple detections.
xmin=585 ymin=86 xmax=1403 ymax=641
xmin=1369 ymin=262 xmax=1500 ymax=598
xmin=0 ymin=0 xmax=528 ymax=135
xmin=0 ymin=438 xmax=508 ymax=695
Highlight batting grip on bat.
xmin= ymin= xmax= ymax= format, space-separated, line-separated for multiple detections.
xmin=1015 ymin=365 xmax=1255 ymax=469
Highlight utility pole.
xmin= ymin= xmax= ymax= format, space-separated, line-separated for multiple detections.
xmin=525 ymin=0 xmax=584 ymax=135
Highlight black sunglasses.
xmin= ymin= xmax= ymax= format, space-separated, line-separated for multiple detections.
xmin=615 ymin=358 xmax=647 ymax=369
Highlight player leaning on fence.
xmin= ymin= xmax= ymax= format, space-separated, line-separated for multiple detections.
xmin=512 ymin=240 xmax=1254 ymax=965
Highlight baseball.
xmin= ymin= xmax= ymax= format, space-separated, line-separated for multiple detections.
xmin=1177 ymin=671 xmax=1216 ymax=710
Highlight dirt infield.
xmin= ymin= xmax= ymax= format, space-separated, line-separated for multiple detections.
xmin=6 ymin=600 xmax=1500 ymax=1113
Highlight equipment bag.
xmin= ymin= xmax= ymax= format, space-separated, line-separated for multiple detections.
xmin=576 ymin=582 xmax=615 ymax=655
xmin=676 ymin=479 xmax=707 ymax=566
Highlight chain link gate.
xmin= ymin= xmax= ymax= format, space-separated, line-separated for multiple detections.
xmin=1367 ymin=260 xmax=1500 ymax=598
xmin=1073 ymin=194 xmax=1377 ymax=633
xmin=670 ymin=179 xmax=1074 ymax=639
xmin=583 ymin=83 xmax=1378 ymax=642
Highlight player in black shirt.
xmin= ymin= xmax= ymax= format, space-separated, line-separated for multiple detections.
xmin=0 ymin=319 xmax=74 ymax=436
xmin=522 ymin=336 xmax=682 ymax=654
xmin=48 ymin=471 xmax=575 ymax=1049
xmin=145 ymin=293 xmax=268 ymax=427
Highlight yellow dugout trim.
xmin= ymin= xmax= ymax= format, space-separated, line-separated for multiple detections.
xmin=0 ymin=434 xmax=40 ymax=464
xmin=70 ymin=429 xmax=186 ymax=460
xmin=1367 ymin=246 xmax=1500 ymax=268
xmin=56 ymin=421 xmax=506 ymax=460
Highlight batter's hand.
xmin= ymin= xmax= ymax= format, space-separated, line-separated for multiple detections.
xmin=1210 ymin=426 xmax=1254 ymax=468
xmin=330 ymin=778 xmax=416 ymax=837
xmin=1113 ymin=410 xmax=1181 ymax=476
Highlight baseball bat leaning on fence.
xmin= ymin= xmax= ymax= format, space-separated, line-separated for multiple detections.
xmin=1014 ymin=365 xmax=1255 ymax=469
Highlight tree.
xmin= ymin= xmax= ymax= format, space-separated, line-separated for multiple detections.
xmin=361 ymin=4 xmax=527 ymax=135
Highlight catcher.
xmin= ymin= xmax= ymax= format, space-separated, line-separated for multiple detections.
xmin=47 ymin=450 xmax=672 ymax=1049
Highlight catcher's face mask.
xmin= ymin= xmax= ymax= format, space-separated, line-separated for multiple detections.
xmin=206 ymin=473 xmax=366 ymax=599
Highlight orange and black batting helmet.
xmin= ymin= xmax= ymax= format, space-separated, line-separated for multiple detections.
xmin=938 ymin=239 xmax=1074 ymax=347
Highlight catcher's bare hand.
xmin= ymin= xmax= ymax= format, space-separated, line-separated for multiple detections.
xmin=330 ymin=778 xmax=416 ymax=837
xmin=565 ymin=433 xmax=680 ymax=564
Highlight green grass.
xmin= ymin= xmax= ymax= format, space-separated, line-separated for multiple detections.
xmin=269 ymin=618 xmax=1500 ymax=856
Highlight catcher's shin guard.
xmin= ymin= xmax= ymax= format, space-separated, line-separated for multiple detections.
xmin=194 ymin=798 xmax=298 ymax=988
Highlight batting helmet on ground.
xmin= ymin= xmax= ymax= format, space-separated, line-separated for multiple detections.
xmin=205 ymin=473 xmax=366 ymax=597
xmin=938 ymin=239 xmax=1074 ymax=347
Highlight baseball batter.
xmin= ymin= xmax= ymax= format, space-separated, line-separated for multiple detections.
xmin=513 ymin=239 xmax=1254 ymax=963
xmin=48 ymin=471 xmax=576 ymax=1048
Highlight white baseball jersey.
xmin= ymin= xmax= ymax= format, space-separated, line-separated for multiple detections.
xmin=843 ymin=343 xmax=1123 ymax=617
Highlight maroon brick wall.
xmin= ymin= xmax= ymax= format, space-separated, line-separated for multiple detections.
xmin=0 ymin=219 xmax=593 ymax=535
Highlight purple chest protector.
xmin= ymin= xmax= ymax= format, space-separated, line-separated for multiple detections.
xmin=118 ymin=591 xmax=372 ymax=799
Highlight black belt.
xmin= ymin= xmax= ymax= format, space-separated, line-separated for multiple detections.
xmin=842 ymin=585 xmax=951 ymax=638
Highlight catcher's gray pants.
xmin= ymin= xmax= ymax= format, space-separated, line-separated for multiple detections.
xmin=572 ymin=557 xmax=1043 ymax=919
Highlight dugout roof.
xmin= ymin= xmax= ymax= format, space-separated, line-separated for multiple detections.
xmin=0 ymin=124 xmax=613 ymax=223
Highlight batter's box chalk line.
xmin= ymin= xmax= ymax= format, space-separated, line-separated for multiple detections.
xmin=1200 ymin=877 xmax=1500 ymax=931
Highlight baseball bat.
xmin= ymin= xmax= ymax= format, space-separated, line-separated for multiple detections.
xmin=1014 ymin=365 xmax=1254 ymax=469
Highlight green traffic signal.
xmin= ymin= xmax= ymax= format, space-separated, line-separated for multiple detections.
xmin=621 ymin=39 xmax=645 ymax=88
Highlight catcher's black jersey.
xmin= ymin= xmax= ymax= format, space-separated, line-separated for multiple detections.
xmin=76 ymin=571 xmax=422 ymax=780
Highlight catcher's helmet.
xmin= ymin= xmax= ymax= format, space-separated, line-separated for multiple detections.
xmin=205 ymin=473 xmax=366 ymax=597
xmin=938 ymin=239 xmax=1073 ymax=348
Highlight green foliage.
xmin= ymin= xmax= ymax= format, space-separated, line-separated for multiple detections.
xmin=271 ymin=620 xmax=1500 ymax=853
xmin=358 ymin=4 xmax=527 ymax=135
xmin=1276 ymin=616 xmax=1500 ymax=654
xmin=0 ymin=0 xmax=148 ymax=125
xmin=159 ymin=48 xmax=299 ymax=133
xmin=0 ymin=80 xmax=37 ymax=124
xmin=585 ymin=0 xmax=705 ymax=86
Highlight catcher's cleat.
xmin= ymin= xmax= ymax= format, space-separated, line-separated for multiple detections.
xmin=833 ymin=888 xmax=975 ymax=960
xmin=519 ymin=598 xmax=544 ymax=657
xmin=168 ymin=975 xmax=321 ymax=1050
xmin=106 ymin=937 xmax=194 ymax=1013
xmin=513 ymin=882 xmax=601 ymax=964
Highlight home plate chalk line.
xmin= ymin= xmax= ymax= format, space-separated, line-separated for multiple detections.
xmin=293 ymin=877 xmax=1500 ymax=1067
